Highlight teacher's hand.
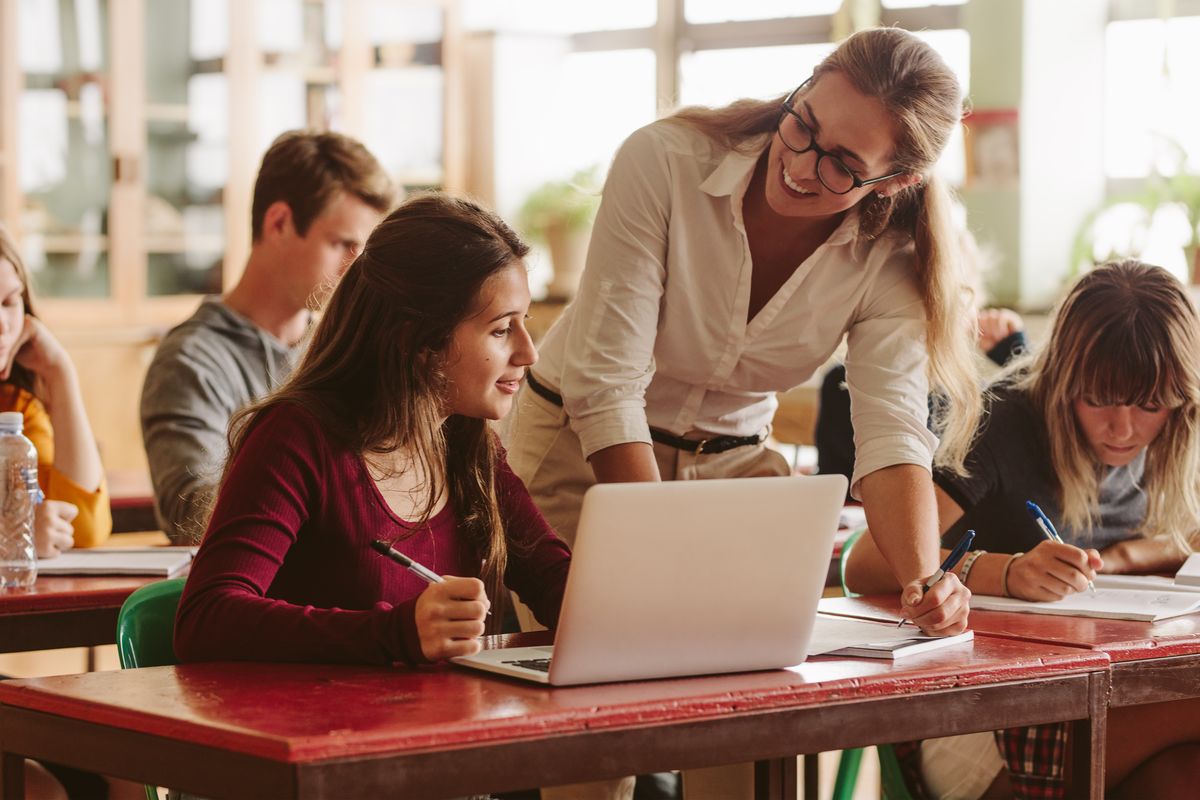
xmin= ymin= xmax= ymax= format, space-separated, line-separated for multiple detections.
xmin=898 ymin=572 xmax=971 ymax=636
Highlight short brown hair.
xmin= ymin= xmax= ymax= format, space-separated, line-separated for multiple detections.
xmin=250 ymin=130 xmax=395 ymax=241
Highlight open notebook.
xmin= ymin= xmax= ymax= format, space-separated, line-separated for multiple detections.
xmin=970 ymin=588 xmax=1200 ymax=622
xmin=36 ymin=547 xmax=197 ymax=578
xmin=971 ymin=557 xmax=1200 ymax=621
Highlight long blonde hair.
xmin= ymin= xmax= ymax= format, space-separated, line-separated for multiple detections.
xmin=1017 ymin=260 xmax=1200 ymax=551
xmin=223 ymin=194 xmax=531 ymax=626
xmin=670 ymin=27 xmax=980 ymax=471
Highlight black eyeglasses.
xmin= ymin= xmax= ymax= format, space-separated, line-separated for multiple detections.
xmin=777 ymin=82 xmax=904 ymax=195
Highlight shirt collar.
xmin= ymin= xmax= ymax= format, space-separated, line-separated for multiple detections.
xmin=698 ymin=135 xmax=766 ymax=200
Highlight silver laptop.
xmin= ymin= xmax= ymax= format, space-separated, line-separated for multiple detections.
xmin=453 ymin=474 xmax=848 ymax=686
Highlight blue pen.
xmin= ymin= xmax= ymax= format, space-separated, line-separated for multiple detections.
xmin=1024 ymin=500 xmax=1096 ymax=594
xmin=898 ymin=528 xmax=976 ymax=627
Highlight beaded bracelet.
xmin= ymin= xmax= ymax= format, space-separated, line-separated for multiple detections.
xmin=1000 ymin=552 xmax=1025 ymax=597
xmin=958 ymin=549 xmax=986 ymax=589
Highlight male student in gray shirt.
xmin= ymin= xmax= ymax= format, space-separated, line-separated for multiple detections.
xmin=141 ymin=130 xmax=395 ymax=543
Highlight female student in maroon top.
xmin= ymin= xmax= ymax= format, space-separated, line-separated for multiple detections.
xmin=175 ymin=194 xmax=571 ymax=666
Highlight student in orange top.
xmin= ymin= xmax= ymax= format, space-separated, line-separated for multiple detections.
xmin=0 ymin=225 xmax=108 ymax=556
xmin=0 ymin=229 xmax=121 ymax=799
xmin=0 ymin=224 xmax=110 ymax=556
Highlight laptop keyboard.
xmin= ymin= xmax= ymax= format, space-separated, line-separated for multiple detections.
xmin=503 ymin=658 xmax=552 ymax=672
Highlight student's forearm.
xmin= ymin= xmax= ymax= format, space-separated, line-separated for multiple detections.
xmin=858 ymin=464 xmax=941 ymax=586
xmin=955 ymin=552 xmax=1010 ymax=596
xmin=40 ymin=364 xmax=104 ymax=491
xmin=1101 ymin=537 xmax=1188 ymax=574
xmin=587 ymin=442 xmax=661 ymax=483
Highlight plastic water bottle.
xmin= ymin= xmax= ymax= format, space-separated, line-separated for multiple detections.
xmin=0 ymin=411 xmax=40 ymax=590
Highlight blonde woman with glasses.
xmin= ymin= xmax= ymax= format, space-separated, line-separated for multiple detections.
xmin=846 ymin=260 xmax=1200 ymax=799
xmin=506 ymin=26 xmax=981 ymax=800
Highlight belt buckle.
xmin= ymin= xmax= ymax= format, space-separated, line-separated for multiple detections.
xmin=694 ymin=438 xmax=711 ymax=454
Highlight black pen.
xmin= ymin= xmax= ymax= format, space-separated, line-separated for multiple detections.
xmin=371 ymin=539 xmax=491 ymax=615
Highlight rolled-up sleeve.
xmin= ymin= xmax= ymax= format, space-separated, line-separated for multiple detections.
xmin=560 ymin=125 xmax=672 ymax=459
xmin=844 ymin=245 xmax=938 ymax=498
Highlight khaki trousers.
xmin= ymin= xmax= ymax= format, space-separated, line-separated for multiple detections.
xmin=502 ymin=386 xmax=790 ymax=800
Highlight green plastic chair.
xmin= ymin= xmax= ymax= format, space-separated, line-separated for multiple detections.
xmin=116 ymin=578 xmax=186 ymax=800
xmin=830 ymin=528 xmax=917 ymax=800
xmin=116 ymin=578 xmax=186 ymax=669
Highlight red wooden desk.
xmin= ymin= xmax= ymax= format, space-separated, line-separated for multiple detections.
xmin=0 ymin=632 xmax=1109 ymax=800
xmin=821 ymin=594 xmax=1200 ymax=707
xmin=0 ymin=575 xmax=158 ymax=653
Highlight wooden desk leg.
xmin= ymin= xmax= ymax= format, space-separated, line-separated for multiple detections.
xmin=2 ymin=751 xmax=25 ymax=800
xmin=754 ymin=757 xmax=797 ymax=800
xmin=803 ymin=754 xmax=818 ymax=799
xmin=1067 ymin=671 xmax=1110 ymax=800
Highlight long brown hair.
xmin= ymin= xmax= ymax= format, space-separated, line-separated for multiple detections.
xmin=1017 ymin=260 xmax=1200 ymax=550
xmin=0 ymin=225 xmax=39 ymax=394
xmin=670 ymin=27 xmax=980 ymax=471
xmin=225 ymin=194 xmax=531 ymax=616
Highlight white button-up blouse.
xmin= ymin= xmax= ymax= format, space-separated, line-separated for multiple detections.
xmin=532 ymin=119 xmax=938 ymax=495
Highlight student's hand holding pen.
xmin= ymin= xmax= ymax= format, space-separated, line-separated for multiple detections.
xmin=414 ymin=577 xmax=492 ymax=661
xmin=1004 ymin=541 xmax=1102 ymax=602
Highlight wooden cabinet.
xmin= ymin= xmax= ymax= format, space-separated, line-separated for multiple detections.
xmin=0 ymin=0 xmax=463 ymax=471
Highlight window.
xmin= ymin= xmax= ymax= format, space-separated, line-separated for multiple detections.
xmin=1104 ymin=16 xmax=1200 ymax=178
xmin=685 ymin=0 xmax=840 ymax=24
xmin=679 ymin=44 xmax=834 ymax=108
xmin=463 ymin=1 xmax=653 ymax=34
xmin=1097 ymin=7 xmax=1200 ymax=281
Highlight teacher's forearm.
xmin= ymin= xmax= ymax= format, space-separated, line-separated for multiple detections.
xmin=858 ymin=464 xmax=940 ymax=585
xmin=588 ymin=442 xmax=661 ymax=484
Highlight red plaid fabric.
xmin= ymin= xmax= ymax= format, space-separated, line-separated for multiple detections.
xmin=997 ymin=723 xmax=1068 ymax=800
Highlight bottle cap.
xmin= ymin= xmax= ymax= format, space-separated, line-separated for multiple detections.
xmin=0 ymin=411 xmax=22 ymax=433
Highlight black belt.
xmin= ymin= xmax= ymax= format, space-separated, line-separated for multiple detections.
xmin=525 ymin=370 xmax=765 ymax=456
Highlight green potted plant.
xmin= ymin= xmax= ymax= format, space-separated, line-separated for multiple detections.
xmin=517 ymin=167 xmax=601 ymax=300
xmin=1072 ymin=140 xmax=1200 ymax=283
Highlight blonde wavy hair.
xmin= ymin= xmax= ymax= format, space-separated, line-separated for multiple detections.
xmin=670 ymin=27 xmax=980 ymax=471
xmin=1016 ymin=260 xmax=1200 ymax=552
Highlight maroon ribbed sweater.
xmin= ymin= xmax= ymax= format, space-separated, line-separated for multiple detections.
xmin=174 ymin=403 xmax=570 ymax=666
